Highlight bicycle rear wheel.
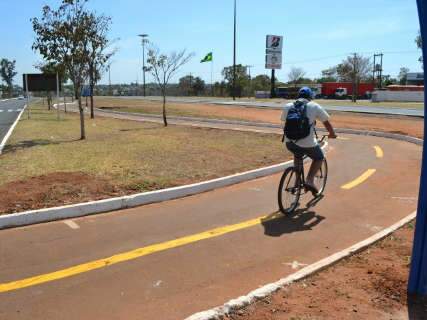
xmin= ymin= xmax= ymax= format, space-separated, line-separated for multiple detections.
xmin=313 ymin=159 xmax=328 ymax=196
xmin=278 ymin=167 xmax=301 ymax=214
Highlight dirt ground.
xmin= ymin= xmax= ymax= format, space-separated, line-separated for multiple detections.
xmin=95 ymin=98 xmax=425 ymax=139
xmin=0 ymin=172 xmax=124 ymax=214
xmin=224 ymin=223 xmax=427 ymax=320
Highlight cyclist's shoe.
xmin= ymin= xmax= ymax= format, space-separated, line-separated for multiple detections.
xmin=304 ymin=183 xmax=319 ymax=197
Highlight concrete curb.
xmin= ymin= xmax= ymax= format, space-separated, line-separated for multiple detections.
xmin=185 ymin=211 xmax=417 ymax=320
xmin=0 ymin=160 xmax=295 ymax=230
xmin=0 ymin=104 xmax=27 ymax=155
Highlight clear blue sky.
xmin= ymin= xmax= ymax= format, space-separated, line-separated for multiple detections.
xmin=0 ymin=0 xmax=422 ymax=85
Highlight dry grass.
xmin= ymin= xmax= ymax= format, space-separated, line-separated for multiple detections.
xmin=0 ymin=102 xmax=289 ymax=192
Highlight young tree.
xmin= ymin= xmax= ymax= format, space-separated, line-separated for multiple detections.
xmin=147 ymin=48 xmax=193 ymax=126
xmin=32 ymin=0 xmax=109 ymax=139
xmin=287 ymin=67 xmax=306 ymax=87
xmin=85 ymin=13 xmax=115 ymax=119
xmin=0 ymin=59 xmax=17 ymax=98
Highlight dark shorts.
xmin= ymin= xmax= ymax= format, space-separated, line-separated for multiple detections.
xmin=286 ymin=142 xmax=325 ymax=161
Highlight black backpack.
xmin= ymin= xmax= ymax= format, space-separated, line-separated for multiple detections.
xmin=283 ymin=100 xmax=312 ymax=141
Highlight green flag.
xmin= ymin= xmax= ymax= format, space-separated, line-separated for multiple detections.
xmin=200 ymin=52 xmax=213 ymax=63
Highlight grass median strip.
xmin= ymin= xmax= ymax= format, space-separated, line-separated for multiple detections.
xmin=0 ymin=102 xmax=289 ymax=215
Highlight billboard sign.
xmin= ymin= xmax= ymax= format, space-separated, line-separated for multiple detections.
xmin=265 ymin=35 xmax=283 ymax=69
xmin=23 ymin=74 xmax=61 ymax=92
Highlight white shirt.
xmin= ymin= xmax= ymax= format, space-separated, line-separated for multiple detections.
xmin=281 ymin=99 xmax=330 ymax=148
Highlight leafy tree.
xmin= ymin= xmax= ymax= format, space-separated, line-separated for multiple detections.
xmin=0 ymin=59 xmax=17 ymax=97
xmin=177 ymin=75 xmax=205 ymax=96
xmin=222 ymin=64 xmax=249 ymax=97
xmin=192 ymin=77 xmax=205 ymax=96
xmin=319 ymin=67 xmax=338 ymax=82
xmin=398 ymin=67 xmax=410 ymax=85
xmin=147 ymin=47 xmax=193 ymax=126
xmin=251 ymin=74 xmax=271 ymax=91
xmin=178 ymin=75 xmax=194 ymax=96
xmin=32 ymin=0 xmax=108 ymax=140
xmin=323 ymin=54 xmax=371 ymax=101
xmin=287 ymin=67 xmax=306 ymax=87
xmin=213 ymin=81 xmax=227 ymax=97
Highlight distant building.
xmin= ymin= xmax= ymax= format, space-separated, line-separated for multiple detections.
xmin=406 ymin=72 xmax=424 ymax=85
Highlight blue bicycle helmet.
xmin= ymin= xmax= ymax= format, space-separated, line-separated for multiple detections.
xmin=298 ymin=87 xmax=313 ymax=100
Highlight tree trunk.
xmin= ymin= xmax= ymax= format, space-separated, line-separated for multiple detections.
xmin=63 ymin=95 xmax=67 ymax=113
xmin=47 ymin=94 xmax=52 ymax=110
xmin=162 ymin=91 xmax=168 ymax=127
xmin=78 ymin=96 xmax=86 ymax=140
xmin=90 ymin=84 xmax=94 ymax=119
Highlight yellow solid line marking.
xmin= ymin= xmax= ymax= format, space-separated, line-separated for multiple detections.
xmin=341 ymin=169 xmax=377 ymax=190
xmin=0 ymin=214 xmax=280 ymax=294
xmin=374 ymin=146 xmax=384 ymax=158
xmin=337 ymin=137 xmax=350 ymax=141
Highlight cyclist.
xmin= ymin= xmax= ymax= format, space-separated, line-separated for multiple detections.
xmin=281 ymin=87 xmax=337 ymax=196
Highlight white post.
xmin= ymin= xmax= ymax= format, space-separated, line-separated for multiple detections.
xmin=25 ymin=74 xmax=30 ymax=119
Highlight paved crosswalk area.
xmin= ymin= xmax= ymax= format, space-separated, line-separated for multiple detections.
xmin=0 ymin=109 xmax=22 ymax=113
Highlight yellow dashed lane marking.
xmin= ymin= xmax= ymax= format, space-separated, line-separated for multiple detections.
xmin=0 ymin=214 xmax=282 ymax=294
xmin=374 ymin=146 xmax=384 ymax=158
xmin=341 ymin=169 xmax=377 ymax=190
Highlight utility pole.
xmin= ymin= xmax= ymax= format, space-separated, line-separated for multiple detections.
xmin=352 ymin=53 xmax=357 ymax=102
xmin=245 ymin=65 xmax=253 ymax=97
xmin=138 ymin=34 xmax=149 ymax=97
xmin=372 ymin=54 xmax=376 ymax=87
xmin=379 ymin=53 xmax=383 ymax=89
xmin=373 ymin=53 xmax=384 ymax=88
xmin=232 ymin=0 xmax=237 ymax=100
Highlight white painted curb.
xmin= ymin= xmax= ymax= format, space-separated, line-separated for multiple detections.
xmin=0 ymin=104 xmax=27 ymax=154
xmin=0 ymin=160 xmax=295 ymax=230
xmin=185 ymin=211 xmax=417 ymax=320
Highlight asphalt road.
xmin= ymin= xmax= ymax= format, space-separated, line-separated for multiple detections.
xmin=0 ymin=98 xmax=26 ymax=144
xmin=113 ymin=96 xmax=425 ymax=117
xmin=0 ymin=118 xmax=422 ymax=319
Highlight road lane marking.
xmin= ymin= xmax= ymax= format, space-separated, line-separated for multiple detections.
xmin=337 ymin=137 xmax=349 ymax=141
xmin=7 ymin=109 xmax=13 ymax=112
xmin=374 ymin=146 xmax=384 ymax=158
xmin=0 ymin=213 xmax=280 ymax=293
xmin=341 ymin=169 xmax=376 ymax=190
xmin=64 ymin=220 xmax=80 ymax=229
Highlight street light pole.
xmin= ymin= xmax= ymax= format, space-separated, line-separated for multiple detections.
xmin=233 ymin=0 xmax=237 ymax=101
xmin=138 ymin=34 xmax=149 ymax=97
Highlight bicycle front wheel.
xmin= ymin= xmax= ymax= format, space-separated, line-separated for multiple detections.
xmin=313 ymin=159 xmax=328 ymax=196
xmin=278 ymin=167 xmax=301 ymax=214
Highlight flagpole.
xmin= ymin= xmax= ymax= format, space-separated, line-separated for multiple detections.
xmin=211 ymin=57 xmax=214 ymax=96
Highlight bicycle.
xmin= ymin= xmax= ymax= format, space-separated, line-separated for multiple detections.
xmin=278 ymin=135 xmax=329 ymax=215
